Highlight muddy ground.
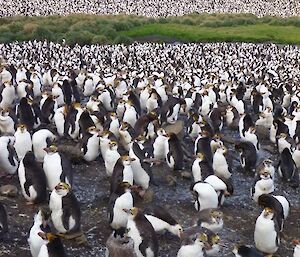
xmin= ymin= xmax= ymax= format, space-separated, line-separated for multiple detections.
xmin=0 ymin=123 xmax=300 ymax=257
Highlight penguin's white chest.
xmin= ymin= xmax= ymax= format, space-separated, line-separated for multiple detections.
xmin=123 ymin=107 xmax=137 ymax=128
xmin=14 ymin=131 xmax=32 ymax=159
xmin=111 ymin=192 xmax=133 ymax=229
xmin=83 ymin=135 xmax=100 ymax=162
xmin=104 ymin=150 xmax=120 ymax=176
xmin=153 ymin=136 xmax=167 ymax=160
xmin=127 ymin=220 xmax=144 ymax=257
xmin=43 ymin=153 xmax=63 ymax=190
xmin=192 ymin=159 xmax=202 ymax=182
xmin=213 ymin=152 xmax=231 ymax=179
xmin=129 ymin=149 xmax=149 ymax=190
xmin=254 ymin=215 xmax=279 ymax=254
xmin=49 ymin=191 xmax=66 ymax=233
xmin=294 ymin=245 xmax=300 ymax=257
xmin=28 ymin=223 xmax=47 ymax=257
xmin=177 ymin=243 xmax=204 ymax=257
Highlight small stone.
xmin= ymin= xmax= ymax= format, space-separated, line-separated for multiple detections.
xmin=181 ymin=171 xmax=192 ymax=179
xmin=0 ymin=185 xmax=18 ymax=197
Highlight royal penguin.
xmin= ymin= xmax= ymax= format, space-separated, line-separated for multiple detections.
xmin=257 ymin=159 xmax=275 ymax=179
xmin=28 ymin=208 xmax=51 ymax=257
xmin=110 ymin=156 xmax=134 ymax=194
xmin=177 ymin=232 xmax=208 ymax=257
xmin=0 ymin=81 xmax=15 ymax=109
xmin=212 ymin=145 xmax=231 ymax=179
xmin=106 ymin=112 xmax=120 ymax=139
xmin=104 ymin=141 xmax=121 ymax=176
xmin=123 ymin=100 xmax=139 ymax=128
xmin=160 ymin=96 xmax=183 ymax=125
xmin=66 ymin=103 xmax=83 ymax=140
xmin=165 ymin=133 xmax=184 ymax=171
xmin=32 ymin=129 xmax=56 ymax=162
xmin=251 ymin=171 xmax=274 ymax=202
xmin=153 ymin=128 xmax=169 ymax=160
xmin=119 ymin=122 xmax=136 ymax=151
xmin=125 ymin=207 xmax=159 ymax=257
xmin=0 ymin=107 xmax=16 ymax=135
xmin=129 ymin=136 xmax=152 ymax=191
xmin=232 ymin=245 xmax=264 ymax=257
xmin=16 ymin=97 xmax=35 ymax=131
xmin=194 ymin=130 xmax=213 ymax=164
xmin=108 ymin=182 xmax=133 ymax=237
xmin=293 ymin=240 xmax=300 ymax=257
xmin=197 ymin=209 xmax=224 ymax=233
xmin=0 ymin=136 xmax=18 ymax=175
xmin=0 ymin=202 xmax=8 ymax=239
xmin=258 ymin=194 xmax=290 ymax=232
xmin=204 ymin=175 xmax=231 ymax=206
xmin=43 ymin=145 xmax=73 ymax=191
xmin=14 ymin=124 xmax=32 ymax=160
xmin=18 ymin=151 xmax=47 ymax=204
xmin=186 ymin=113 xmax=202 ymax=140
xmin=37 ymin=232 xmax=67 ymax=257
xmin=190 ymin=182 xmax=218 ymax=211
xmin=192 ymin=152 xmax=214 ymax=182
xmin=134 ymin=112 xmax=158 ymax=140
xmin=40 ymin=94 xmax=58 ymax=123
xmin=244 ymin=126 xmax=260 ymax=152
xmin=225 ymin=105 xmax=239 ymax=128
xmin=49 ymin=182 xmax=81 ymax=235
xmin=254 ymin=207 xmax=280 ymax=255
xmin=144 ymin=205 xmax=183 ymax=238
xmin=81 ymin=126 xmax=101 ymax=162
xmin=278 ymin=147 xmax=299 ymax=187
xmin=53 ymin=105 xmax=69 ymax=137
xmin=235 ymin=141 xmax=257 ymax=173
xmin=52 ymin=82 xmax=65 ymax=107
xmin=239 ymin=113 xmax=254 ymax=139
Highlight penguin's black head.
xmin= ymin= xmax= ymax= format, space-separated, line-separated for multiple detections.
xmin=23 ymin=151 xmax=36 ymax=165
xmin=258 ymin=194 xmax=273 ymax=208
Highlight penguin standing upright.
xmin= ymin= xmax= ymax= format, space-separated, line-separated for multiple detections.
xmin=49 ymin=182 xmax=81 ymax=235
xmin=32 ymin=129 xmax=56 ymax=162
xmin=251 ymin=171 xmax=274 ymax=202
xmin=293 ymin=240 xmax=300 ymax=257
xmin=28 ymin=208 xmax=51 ymax=257
xmin=43 ymin=145 xmax=73 ymax=191
xmin=37 ymin=232 xmax=67 ymax=257
xmin=165 ymin=133 xmax=184 ymax=171
xmin=0 ymin=202 xmax=8 ymax=239
xmin=81 ymin=126 xmax=100 ymax=162
xmin=278 ymin=148 xmax=299 ymax=187
xmin=14 ymin=124 xmax=32 ymax=160
xmin=0 ymin=107 xmax=16 ymax=135
xmin=212 ymin=145 xmax=231 ymax=179
xmin=0 ymin=136 xmax=18 ymax=175
xmin=192 ymin=152 xmax=214 ymax=182
xmin=18 ymin=151 xmax=47 ymax=204
xmin=104 ymin=141 xmax=121 ymax=176
xmin=16 ymin=97 xmax=35 ymax=132
xmin=153 ymin=128 xmax=169 ymax=160
xmin=108 ymin=182 xmax=133 ymax=236
xmin=235 ymin=141 xmax=257 ymax=173
xmin=126 ymin=207 xmax=159 ymax=257
xmin=254 ymin=207 xmax=280 ymax=255
xmin=53 ymin=105 xmax=68 ymax=137
xmin=110 ymin=156 xmax=134 ymax=194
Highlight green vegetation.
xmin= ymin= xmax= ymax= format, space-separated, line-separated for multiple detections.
xmin=1 ymin=13 xmax=300 ymax=45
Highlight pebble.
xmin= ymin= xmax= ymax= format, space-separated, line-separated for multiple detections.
xmin=0 ymin=185 xmax=18 ymax=197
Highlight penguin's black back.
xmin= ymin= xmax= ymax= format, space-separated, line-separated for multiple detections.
xmin=47 ymin=237 xmax=67 ymax=257
xmin=0 ymin=202 xmax=8 ymax=239
xmin=79 ymin=111 xmax=95 ymax=135
xmin=62 ymin=192 xmax=81 ymax=233
xmin=110 ymin=158 xmax=125 ymax=194
xmin=196 ymin=136 xmax=213 ymax=164
xmin=279 ymin=148 xmax=299 ymax=187
xmin=135 ymin=211 xmax=158 ymax=257
xmin=18 ymin=97 xmax=35 ymax=131
xmin=237 ymin=245 xmax=264 ymax=257
xmin=23 ymin=151 xmax=47 ymax=203
xmin=167 ymin=133 xmax=184 ymax=171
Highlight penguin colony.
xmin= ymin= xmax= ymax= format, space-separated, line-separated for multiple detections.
xmin=1 ymin=0 xmax=300 ymax=18
xmin=0 ymin=41 xmax=299 ymax=257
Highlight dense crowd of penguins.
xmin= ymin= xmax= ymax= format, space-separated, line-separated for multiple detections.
xmin=0 ymin=0 xmax=299 ymax=17
xmin=0 ymin=41 xmax=299 ymax=257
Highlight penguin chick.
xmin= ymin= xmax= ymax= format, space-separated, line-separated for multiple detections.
xmin=0 ymin=202 xmax=8 ymax=239
xmin=251 ymin=171 xmax=274 ymax=203
xmin=49 ymin=182 xmax=81 ymax=234
xmin=37 ymin=232 xmax=67 ymax=257
xmin=145 ymin=205 xmax=183 ymax=239
xmin=126 ymin=207 xmax=159 ymax=257
xmin=254 ymin=207 xmax=280 ymax=255
xmin=232 ymin=245 xmax=264 ymax=257
xmin=18 ymin=151 xmax=47 ymax=204
xmin=177 ymin=232 xmax=208 ymax=257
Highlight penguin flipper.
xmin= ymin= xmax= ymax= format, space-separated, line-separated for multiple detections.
xmin=24 ymin=179 xmax=32 ymax=197
xmin=7 ymin=143 xmax=18 ymax=165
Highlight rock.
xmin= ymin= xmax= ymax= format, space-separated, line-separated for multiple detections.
xmin=166 ymin=175 xmax=177 ymax=186
xmin=181 ymin=171 xmax=192 ymax=179
xmin=163 ymin=120 xmax=184 ymax=139
xmin=0 ymin=185 xmax=18 ymax=197
xmin=106 ymin=233 xmax=137 ymax=257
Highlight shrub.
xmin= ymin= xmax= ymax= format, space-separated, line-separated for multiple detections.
xmin=65 ymin=30 xmax=93 ymax=45
xmin=91 ymin=35 xmax=109 ymax=44
xmin=31 ymin=26 xmax=54 ymax=41
xmin=113 ymin=35 xmax=133 ymax=45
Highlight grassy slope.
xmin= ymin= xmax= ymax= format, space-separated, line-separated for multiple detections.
xmin=1 ymin=13 xmax=300 ymax=45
